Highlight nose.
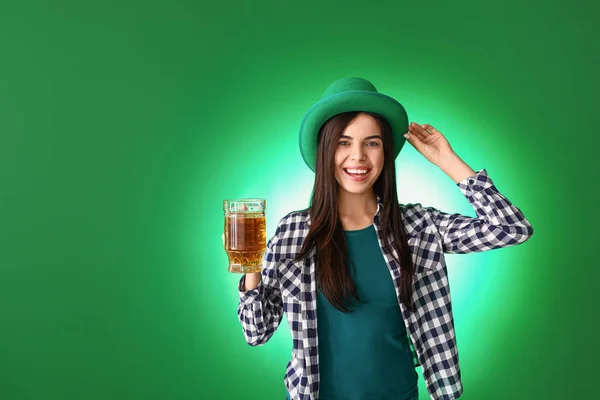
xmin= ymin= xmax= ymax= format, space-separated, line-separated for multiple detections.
xmin=350 ymin=144 xmax=366 ymax=160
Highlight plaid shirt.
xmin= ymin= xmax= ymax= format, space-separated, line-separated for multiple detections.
xmin=237 ymin=168 xmax=534 ymax=400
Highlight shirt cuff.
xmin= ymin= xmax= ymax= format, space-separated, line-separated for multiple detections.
xmin=457 ymin=168 xmax=494 ymax=191
xmin=238 ymin=274 xmax=263 ymax=305
xmin=456 ymin=168 xmax=497 ymax=207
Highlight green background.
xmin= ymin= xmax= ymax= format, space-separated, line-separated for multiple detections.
xmin=1 ymin=0 xmax=597 ymax=399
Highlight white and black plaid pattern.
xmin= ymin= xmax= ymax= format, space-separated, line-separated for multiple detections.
xmin=237 ymin=169 xmax=534 ymax=399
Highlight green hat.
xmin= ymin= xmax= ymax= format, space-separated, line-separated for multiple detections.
xmin=298 ymin=77 xmax=409 ymax=172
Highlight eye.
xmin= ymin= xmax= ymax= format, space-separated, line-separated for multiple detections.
xmin=366 ymin=141 xmax=380 ymax=147
xmin=338 ymin=141 xmax=350 ymax=146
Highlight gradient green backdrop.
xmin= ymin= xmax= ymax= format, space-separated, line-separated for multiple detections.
xmin=1 ymin=0 xmax=597 ymax=399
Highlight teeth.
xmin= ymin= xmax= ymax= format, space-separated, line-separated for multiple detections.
xmin=346 ymin=169 xmax=368 ymax=174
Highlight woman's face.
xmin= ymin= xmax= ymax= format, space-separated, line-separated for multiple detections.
xmin=333 ymin=112 xmax=385 ymax=196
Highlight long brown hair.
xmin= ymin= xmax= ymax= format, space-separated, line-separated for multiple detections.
xmin=295 ymin=111 xmax=415 ymax=313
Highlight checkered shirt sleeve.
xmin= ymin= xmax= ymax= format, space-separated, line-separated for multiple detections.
xmin=420 ymin=168 xmax=534 ymax=253
xmin=236 ymin=218 xmax=285 ymax=346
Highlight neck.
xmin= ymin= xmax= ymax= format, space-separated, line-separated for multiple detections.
xmin=337 ymin=189 xmax=378 ymax=218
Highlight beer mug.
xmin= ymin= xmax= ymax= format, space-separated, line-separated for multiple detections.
xmin=223 ymin=198 xmax=266 ymax=273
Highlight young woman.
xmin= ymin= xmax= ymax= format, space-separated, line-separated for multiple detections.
xmin=235 ymin=77 xmax=534 ymax=400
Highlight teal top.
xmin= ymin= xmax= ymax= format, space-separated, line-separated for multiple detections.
xmin=316 ymin=224 xmax=418 ymax=400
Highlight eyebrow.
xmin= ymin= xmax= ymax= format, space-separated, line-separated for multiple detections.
xmin=340 ymin=135 xmax=383 ymax=140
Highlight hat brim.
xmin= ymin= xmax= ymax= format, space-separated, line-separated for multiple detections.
xmin=299 ymin=90 xmax=409 ymax=172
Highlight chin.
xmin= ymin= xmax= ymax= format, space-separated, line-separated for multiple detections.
xmin=335 ymin=179 xmax=376 ymax=195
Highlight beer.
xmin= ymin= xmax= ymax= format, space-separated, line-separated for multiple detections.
xmin=223 ymin=199 xmax=266 ymax=273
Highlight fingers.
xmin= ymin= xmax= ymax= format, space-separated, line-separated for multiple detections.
xmin=407 ymin=122 xmax=430 ymax=142
xmin=421 ymin=124 xmax=440 ymax=135
xmin=407 ymin=122 xmax=442 ymax=141
xmin=404 ymin=129 xmax=423 ymax=149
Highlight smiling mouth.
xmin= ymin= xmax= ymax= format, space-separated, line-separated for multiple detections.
xmin=343 ymin=168 xmax=371 ymax=181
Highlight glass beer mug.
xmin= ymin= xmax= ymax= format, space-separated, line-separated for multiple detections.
xmin=223 ymin=198 xmax=266 ymax=273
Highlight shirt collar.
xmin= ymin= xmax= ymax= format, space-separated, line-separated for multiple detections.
xmin=305 ymin=194 xmax=384 ymax=226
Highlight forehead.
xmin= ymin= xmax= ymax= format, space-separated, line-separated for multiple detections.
xmin=342 ymin=113 xmax=381 ymax=138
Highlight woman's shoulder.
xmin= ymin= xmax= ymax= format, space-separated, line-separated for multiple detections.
xmin=399 ymin=201 xmax=429 ymax=217
xmin=398 ymin=202 xmax=438 ymax=233
xmin=274 ymin=208 xmax=311 ymax=235
xmin=281 ymin=208 xmax=310 ymax=222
